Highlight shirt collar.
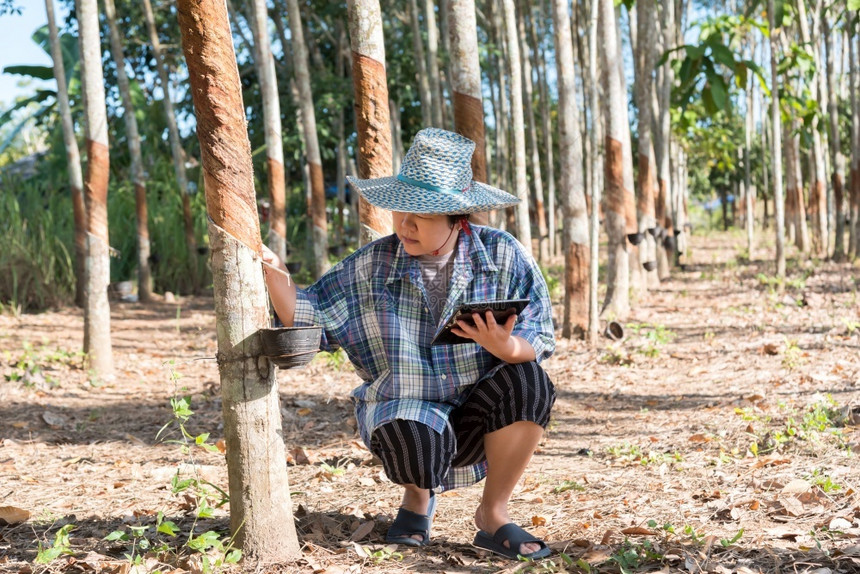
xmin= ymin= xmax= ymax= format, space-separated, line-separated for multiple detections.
xmin=385 ymin=225 xmax=498 ymax=286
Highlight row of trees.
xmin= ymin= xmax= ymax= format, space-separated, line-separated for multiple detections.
xmin=3 ymin=0 xmax=860 ymax=376
xmin=2 ymin=0 xmax=859 ymax=561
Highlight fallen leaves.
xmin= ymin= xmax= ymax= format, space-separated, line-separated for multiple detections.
xmin=0 ymin=505 xmax=29 ymax=525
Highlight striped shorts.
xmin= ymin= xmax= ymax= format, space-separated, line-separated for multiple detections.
xmin=369 ymin=361 xmax=555 ymax=489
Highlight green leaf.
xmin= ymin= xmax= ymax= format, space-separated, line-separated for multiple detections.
xmin=187 ymin=530 xmax=221 ymax=552
xmin=3 ymin=65 xmax=54 ymax=80
xmin=773 ymin=0 xmax=786 ymax=27
xmin=157 ymin=521 xmax=179 ymax=536
xmin=702 ymin=87 xmax=718 ymax=115
xmin=848 ymin=0 xmax=860 ymax=10
xmin=708 ymin=74 xmax=729 ymax=112
xmin=684 ymin=44 xmax=707 ymax=60
xmin=225 ymin=549 xmax=242 ymax=564
xmin=708 ymin=41 xmax=737 ymax=70
xmin=104 ymin=530 xmax=129 ymax=541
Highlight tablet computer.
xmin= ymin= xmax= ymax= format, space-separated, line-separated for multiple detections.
xmin=430 ymin=298 xmax=531 ymax=346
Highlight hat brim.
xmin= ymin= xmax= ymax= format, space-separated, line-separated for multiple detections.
xmin=346 ymin=175 xmax=520 ymax=215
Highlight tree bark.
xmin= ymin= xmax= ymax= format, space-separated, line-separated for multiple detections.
xmin=534 ymin=0 xmax=557 ymax=256
xmin=176 ymin=0 xmax=300 ymax=561
xmin=743 ymin=36 xmax=756 ymax=257
xmin=849 ymin=19 xmax=858 ymax=260
xmin=46 ymin=0 xmax=86 ymax=307
xmin=502 ymin=0 xmax=533 ymax=252
xmin=654 ymin=0 xmax=675 ymax=280
xmin=142 ymin=0 xmax=197 ymax=269
xmin=634 ymin=0 xmax=658 ymax=288
xmin=796 ymin=0 xmax=828 ymax=256
xmin=286 ymin=0 xmax=329 ymax=279
xmin=248 ymin=0 xmax=288 ymax=266
xmin=586 ymin=0 xmax=600 ymax=343
xmin=825 ymin=10 xmax=845 ymax=260
xmin=104 ymin=0 xmax=152 ymax=303
xmin=409 ymin=0 xmax=433 ymax=127
xmin=517 ymin=0 xmax=548 ymax=261
xmin=769 ymin=3 xmax=786 ymax=278
xmin=599 ymin=0 xmax=630 ymax=319
xmin=448 ymin=0 xmax=489 ymax=225
xmin=79 ymin=0 xmax=113 ymax=377
xmin=552 ymin=0 xmax=589 ymax=339
xmin=424 ymin=0 xmax=445 ymax=126
xmin=347 ymin=0 xmax=394 ymax=244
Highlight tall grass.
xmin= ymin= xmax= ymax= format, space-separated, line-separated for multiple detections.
xmin=1 ymin=154 xmax=213 ymax=312
xmin=0 ymin=175 xmax=76 ymax=311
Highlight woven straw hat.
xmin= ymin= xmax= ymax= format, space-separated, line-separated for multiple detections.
xmin=346 ymin=128 xmax=519 ymax=215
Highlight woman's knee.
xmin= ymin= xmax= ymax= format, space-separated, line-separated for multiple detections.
xmin=490 ymin=361 xmax=556 ymax=428
xmin=370 ymin=419 xmax=454 ymax=489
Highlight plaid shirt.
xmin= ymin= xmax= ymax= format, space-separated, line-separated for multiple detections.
xmin=293 ymin=225 xmax=555 ymax=491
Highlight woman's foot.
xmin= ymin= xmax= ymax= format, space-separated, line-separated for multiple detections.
xmin=388 ymin=487 xmax=433 ymax=544
xmin=474 ymin=503 xmax=542 ymax=556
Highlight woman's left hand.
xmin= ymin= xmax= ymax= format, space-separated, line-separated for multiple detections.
xmin=452 ymin=311 xmax=516 ymax=359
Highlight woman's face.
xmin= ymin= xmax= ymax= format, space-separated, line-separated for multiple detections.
xmin=393 ymin=211 xmax=459 ymax=256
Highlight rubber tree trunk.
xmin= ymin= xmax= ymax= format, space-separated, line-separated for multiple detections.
xmin=448 ymin=0 xmax=489 ymax=226
xmin=347 ymin=0 xmax=394 ymax=244
xmin=599 ymin=0 xmax=630 ymax=320
xmin=142 ymin=0 xmax=197 ymax=272
xmin=796 ymin=0 xmax=828 ymax=256
xmin=104 ymin=0 xmax=152 ymax=303
xmin=409 ymin=0 xmax=433 ymax=127
xmin=79 ymin=0 xmax=113 ymax=377
xmin=286 ymin=0 xmax=330 ymax=279
xmin=769 ymin=1 xmax=786 ymax=278
xmin=825 ymin=11 xmax=845 ymax=260
xmin=787 ymin=126 xmax=810 ymax=252
xmin=175 ymin=0 xmax=300 ymax=561
xmin=489 ymin=0 xmax=510 ymax=200
xmin=533 ymin=0 xmax=556 ymax=256
xmin=586 ymin=0 xmax=600 ymax=343
xmin=654 ymin=0 xmax=675 ymax=280
xmin=248 ymin=0 xmax=288 ymax=265
xmin=552 ymin=0 xmax=588 ymax=339
xmin=424 ymin=0 xmax=445 ymax=127
xmin=744 ymin=51 xmax=756 ymax=257
xmin=851 ymin=18 xmax=860 ymax=259
xmin=502 ymin=0 xmax=533 ymax=253
xmin=517 ymin=0 xmax=549 ymax=262
xmin=617 ymin=6 xmax=641 ymax=303
xmin=634 ymin=0 xmax=658 ymax=288
xmin=46 ymin=0 xmax=86 ymax=308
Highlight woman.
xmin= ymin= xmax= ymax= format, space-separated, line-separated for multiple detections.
xmin=263 ymin=128 xmax=556 ymax=560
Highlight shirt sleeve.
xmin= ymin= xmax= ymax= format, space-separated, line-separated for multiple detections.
xmin=292 ymin=260 xmax=353 ymax=351
xmin=506 ymin=239 xmax=556 ymax=363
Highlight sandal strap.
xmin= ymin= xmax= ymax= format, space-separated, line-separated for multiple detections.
xmin=492 ymin=523 xmax=546 ymax=549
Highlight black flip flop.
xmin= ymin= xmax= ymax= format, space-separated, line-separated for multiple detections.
xmin=473 ymin=523 xmax=551 ymax=560
xmin=385 ymin=491 xmax=437 ymax=547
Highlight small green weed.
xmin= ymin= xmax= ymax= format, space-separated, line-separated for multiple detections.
xmin=806 ymin=469 xmax=841 ymax=492
xmin=313 ymin=348 xmax=350 ymax=370
xmin=553 ymin=480 xmax=586 ymax=494
xmin=841 ymin=318 xmax=860 ymax=335
xmin=36 ymin=524 xmax=75 ymax=564
xmin=609 ymin=538 xmax=664 ymax=573
xmin=781 ymin=338 xmax=804 ymax=371
xmin=627 ymin=322 xmax=676 ymax=357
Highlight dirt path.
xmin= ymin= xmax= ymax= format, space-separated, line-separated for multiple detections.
xmin=1 ymin=231 xmax=859 ymax=574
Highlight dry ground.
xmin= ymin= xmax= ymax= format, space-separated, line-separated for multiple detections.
xmin=1 ymin=230 xmax=859 ymax=574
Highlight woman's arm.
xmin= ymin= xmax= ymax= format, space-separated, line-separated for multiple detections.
xmin=261 ymin=246 xmax=297 ymax=327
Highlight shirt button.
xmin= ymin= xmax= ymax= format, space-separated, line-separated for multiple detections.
xmin=441 ymin=374 xmax=447 ymax=380
xmin=424 ymin=307 xmax=429 ymax=312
